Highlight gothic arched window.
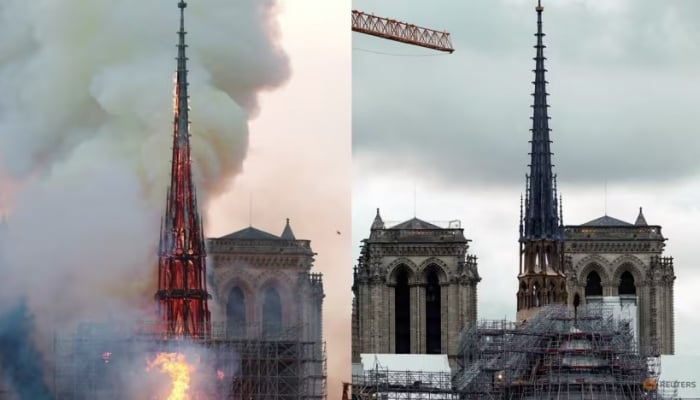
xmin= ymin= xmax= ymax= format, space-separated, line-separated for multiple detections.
xmin=425 ymin=267 xmax=441 ymax=354
xmin=226 ymin=286 xmax=246 ymax=337
xmin=262 ymin=287 xmax=282 ymax=337
xmin=585 ymin=271 xmax=603 ymax=297
xmin=619 ymin=271 xmax=636 ymax=295
xmin=395 ymin=266 xmax=411 ymax=353
xmin=547 ymin=281 xmax=555 ymax=304
xmin=532 ymin=282 xmax=540 ymax=307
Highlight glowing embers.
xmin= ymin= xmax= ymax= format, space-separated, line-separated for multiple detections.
xmin=147 ymin=352 xmax=198 ymax=400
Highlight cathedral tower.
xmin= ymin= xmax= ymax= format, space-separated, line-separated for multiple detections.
xmin=352 ymin=211 xmax=480 ymax=368
xmin=516 ymin=0 xmax=567 ymax=322
xmin=155 ymin=0 xmax=211 ymax=340
xmin=208 ymin=219 xmax=324 ymax=343
xmin=563 ymin=208 xmax=676 ymax=355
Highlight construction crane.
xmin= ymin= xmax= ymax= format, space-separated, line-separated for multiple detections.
xmin=351 ymin=10 xmax=454 ymax=53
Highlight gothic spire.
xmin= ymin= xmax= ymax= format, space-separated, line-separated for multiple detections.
xmin=281 ymin=218 xmax=296 ymax=240
xmin=522 ymin=0 xmax=561 ymax=241
xmin=371 ymin=208 xmax=385 ymax=230
xmin=156 ymin=0 xmax=210 ymax=340
xmin=175 ymin=0 xmax=190 ymax=150
xmin=635 ymin=207 xmax=648 ymax=226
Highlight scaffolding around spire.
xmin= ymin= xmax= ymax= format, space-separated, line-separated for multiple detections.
xmin=155 ymin=0 xmax=211 ymax=340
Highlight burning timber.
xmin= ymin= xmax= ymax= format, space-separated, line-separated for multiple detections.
xmin=52 ymin=321 xmax=326 ymax=400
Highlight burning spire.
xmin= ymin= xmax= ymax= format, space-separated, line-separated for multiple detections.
xmin=155 ymin=0 xmax=211 ymax=340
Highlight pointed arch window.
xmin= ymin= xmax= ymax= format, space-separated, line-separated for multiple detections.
xmin=531 ymin=282 xmax=540 ymax=307
xmin=619 ymin=271 xmax=636 ymax=295
xmin=425 ymin=267 xmax=441 ymax=354
xmin=262 ymin=287 xmax=282 ymax=337
xmin=395 ymin=266 xmax=411 ymax=353
xmin=547 ymin=281 xmax=555 ymax=304
xmin=226 ymin=286 xmax=246 ymax=337
xmin=585 ymin=271 xmax=603 ymax=297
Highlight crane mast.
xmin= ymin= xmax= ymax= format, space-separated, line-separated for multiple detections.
xmin=352 ymin=10 xmax=454 ymax=53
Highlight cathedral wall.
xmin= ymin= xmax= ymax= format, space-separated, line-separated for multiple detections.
xmin=563 ymin=233 xmax=674 ymax=355
xmin=210 ymin=252 xmax=322 ymax=342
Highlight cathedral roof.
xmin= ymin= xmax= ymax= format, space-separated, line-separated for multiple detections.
xmin=219 ymin=226 xmax=283 ymax=240
xmin=389 ymin=217 xmax=442 ymax=230
xmin=580 ymin=215 xmax=633 ymax=227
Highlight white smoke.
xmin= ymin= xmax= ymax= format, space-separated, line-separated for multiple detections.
xmin=0 ymin=0 xmax=289 ymax=333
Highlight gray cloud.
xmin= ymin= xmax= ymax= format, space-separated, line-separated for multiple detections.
xmin=353 ymin=0 xmax=700 ymax=187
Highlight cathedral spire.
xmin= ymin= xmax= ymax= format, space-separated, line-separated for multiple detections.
xmin=155 ymin=0 xmax=211 ymax=340
xmin=371 ymin=208 xmax=385 ymax=230
xmin=522 ymin=0 xmax=560 ymax=241
xmin=516 ymin=1 xmax=566 ymax=322
xmin=635 ymin=207 xmax=648 ymax=226
xmin=281 ymin=218 xmax=296 ymax=240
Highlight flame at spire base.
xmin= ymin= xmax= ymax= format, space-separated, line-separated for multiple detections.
xmin=147 ymin=352 xmax=197 ymax=400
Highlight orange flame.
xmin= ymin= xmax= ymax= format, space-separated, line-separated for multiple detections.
xmin=147 ymin=352 xmax=195 ymax=400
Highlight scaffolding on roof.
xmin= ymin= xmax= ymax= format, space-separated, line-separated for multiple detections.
xmin=52 ymin=321 xmax=326 ymax=400
xmin=454 ymin=304 xmax=658 ymax=399
xmin=351 ymin=355 xmax=458 ymax=400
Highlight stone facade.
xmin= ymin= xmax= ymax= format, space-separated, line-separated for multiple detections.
xmin=562 ymin=210 xmax=675 ymax=355
xmin=207 ymin=220 xmax=324 ymax=343
xmin=352 ymin=210 xmax=480 ymax=368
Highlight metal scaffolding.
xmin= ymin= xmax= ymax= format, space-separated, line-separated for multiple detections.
xmin=351 ymin=356 xmax=457 ymax=400
xmin=454 ymin=305 xmax=656 ymax=399
xmin=52 ymin=321 xmax=326 ymax=400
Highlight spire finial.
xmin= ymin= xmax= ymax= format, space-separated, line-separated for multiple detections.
xmin=175 ymin=0 xmax=189 ymax=148
xmin=371 ymin=208 xmax=385 ymax=230
xmin=519 ymin=195 xmax=524 ymax=235
xmin=635 ymin=206 xmax=648 ymax=226
xmin=536 ymin=0 xmax=543 ymax=12
xmin=281 ymin=218 xmax=296 ymax=239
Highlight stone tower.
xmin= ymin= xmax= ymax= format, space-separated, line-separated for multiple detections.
xmin=516 ymin=0 xmax=567 ymax=322
xmin=563 ymin=208 xmax=676 ymax=355
xmin=352 ymin=210 xmax=480 ymax=367
xmin=207 ymin=219 xmax=324 ymax=343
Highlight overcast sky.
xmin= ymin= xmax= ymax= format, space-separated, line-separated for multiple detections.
xmin=353 ymin=0 xmax=700 ymax=357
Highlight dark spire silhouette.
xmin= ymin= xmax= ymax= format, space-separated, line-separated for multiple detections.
xmin=371 ymin=208 xmax=385 ymax=230
xmin=522 ymin=0 xmax=561 ymax=241
xmin=281 ymin=218 xmax=296 ymax=240
xmin=635 ymin=207 xmax=648 ymax=226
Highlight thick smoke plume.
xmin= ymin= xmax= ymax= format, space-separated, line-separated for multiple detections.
xmin=0 ymin=0 xmax=289 ymax=396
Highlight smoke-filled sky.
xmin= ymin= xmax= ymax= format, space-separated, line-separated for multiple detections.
xmin=353 ymin=0 xmax=700 ymax=358
xmin=207 ymin=0 xmax=351 ymax=392
xmin=0 ymin=0 xmax=350 ymax=396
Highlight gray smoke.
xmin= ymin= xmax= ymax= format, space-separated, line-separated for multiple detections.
xmin=0 ymin=0 xmax=289 ymax=396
